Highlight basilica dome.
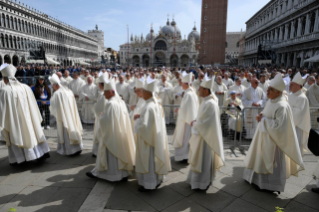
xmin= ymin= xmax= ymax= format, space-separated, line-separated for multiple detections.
xmin=146 ymin=28 xmax=158 ymax=41
xmin=161 ymin=19 xmax=181 ymax=37
xmin=188 ymin=26 xmax=200 ymax=42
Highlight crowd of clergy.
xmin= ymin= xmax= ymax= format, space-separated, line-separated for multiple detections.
xmin=0 ymin=57 xmax=319 ymax=194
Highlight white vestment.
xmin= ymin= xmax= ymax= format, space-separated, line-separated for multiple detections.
xmin=222 ymin=78 xmax=234 ymax=89
xmin=0 ymin=80 xmax=5 ymax=142
xmin=92 ymin=91 xmax=107 ymax=156
xmin=288 ymin=90 xmax=311 ymax=156
xmin=128 ymin=81 xmax=138 ymax=107
xmin=0 ymin=82 xmax=50 ymax=164
xmin=172 ymin=84 xmax=183 ymax=119
xmin=69 ymin=78 xmax=86 ymax=109
xmin=79 ymin=83 xmax=98 ymax=124
xmin=258 ymin=82 xmax=269 ymax=93
xmin=243 ymin=95 xmax=305 ymax=192
xmin=130 ymin=97 xmax=145 ymax=142
xmin=193 ymin=79 xmax=203 ymax=104
xmin=242 ymin=86 xmax=266 ymax=139
xmin=242 ymin=80 xmax=251 ymax=88
xmin=91 ymin=96 xmax=135 ymax=181
xmin=50 ymin=87 xmax=83 ymax=155
xmin=157 ymin=81 xmax=174 ymax=124
xmin=187 ymin=94 xmax=225 ymax=189
xmin=116 ymin=82 xmax=130 ymax=104
xmin=213 ymin=82 xmax=228 ymax=106
xmin=135 ymin=97 xmax=172 ymax=189
xmin=228 ymin=84 xmax=246 ymax=99
xmin=306 ymin=83 xmax=319 ymax=128
xmin=170 ymin=77 xmax=179 ymax=88
xmin=172 ymin=87 xmax=199 ymax=161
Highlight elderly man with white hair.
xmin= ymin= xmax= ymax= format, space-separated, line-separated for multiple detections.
xmin=229 ymin=77 xmax=246 ymax=100
xmin=50 ymin=74 xmax=83 ymax=156
xmin=64 ymin=70 xmax=73 ymax=83
xmin=222 ymin=72 xmax=234 ymax=89
xmin=258 ymin=74 xmax=269 ymax=93
xmin=157 ymin=74 xmax=174 ymax=124
xmin=242 ymin=78 xmax=267 ymax=139
xmin=242 ymin=73 xmax=252 ymax=88
xmin=213 ymin=76 xmax=228 ymax=106
xmin=79 ymin=76 xmax=98 ymax=124
xmin=81 ymin=69 xmax=91 ymax=83
xmin=243 ymin=74 xmax=305 ymax=194
xmin=304 ymin=76 xmax=315 ymax=89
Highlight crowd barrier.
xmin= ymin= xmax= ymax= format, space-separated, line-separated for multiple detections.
xmin=34 ymin=100 xmax=319 ymax=157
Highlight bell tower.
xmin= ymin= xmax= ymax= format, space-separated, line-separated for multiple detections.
xmin=199 ymin=0 xmax=228 ymax=65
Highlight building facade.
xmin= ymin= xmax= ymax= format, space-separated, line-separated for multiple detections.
xmin=118 ymin=18 xmax=199 ymax=67
xmin=88 ymin=24 xmax=106 ymax=62
xmin=241 ymin=0 xmax=319 ymax=68
xmin=0 ymin=0 xmax=99 ymax=66
xmin=199 ymin=0 xmax=228 ymax=65
xmin=225 ymin=32 xmax=243 ymax=64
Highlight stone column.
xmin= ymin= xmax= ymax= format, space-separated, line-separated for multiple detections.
xmin=297 ymin=17 xmax=302 ymax=37
xmin=281 ymin=53 xmax=285 ymax=65
xmin=300 ymin=51 xmax=305 ymax=68
xmin=314 ymin=9 xmax=319 ymax=32
xmin=293 ymin=52 xmax=297 ymax=66
xmin=276 ymin=53 xmax=280 ymax=64
xmin=275 ymin=28 xmax=278 ymax=40
xmin=279 ymin=26 xmax=283 ymax=40
xmin=293 ymin=0 xmax=299 ymax=6
xmin=287 ymin=0 xmax=292 ymax=10
xmin=290 ymin=20 xmax=295 ymax=39
xmin=305 ymin=13 xmax=310 ymax=35
xmin=286 ymin=53 xmax=290 ymax=67
xmin=282 ymin=1 xmax=287 ymax=14
xmin=277 ymin=5 xmax=281 ymax=17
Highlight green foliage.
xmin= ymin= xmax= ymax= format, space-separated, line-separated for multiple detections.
xmin=8 ymin=208 xmax=17 ymax=212
xmin=275 ymin=207 xmax=284 ymax=212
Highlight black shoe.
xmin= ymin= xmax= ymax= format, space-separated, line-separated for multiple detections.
xmin=120 ymin=177 xmax=128 ymax=182
xmin=311 ymin=188 xmax=319 ymax=194
xmin=37 ymin=153 xmax=51 ymax=163
xmin=156 ymin=182 xmax=162 ymax=189
xmin=10 ymin=162 xmax=18 ymax=166
xmin=86 ymin=172 xmax=98 ymax=179
xmin=138 ymin=186 xmax=154 ymax=192
xmin=205 ymin=182 xmax=212 ymax=191
xmin=92 ymin=154 xmax=97 ymax=158
xmin=70 ymin=150 xmax=82 ymax=156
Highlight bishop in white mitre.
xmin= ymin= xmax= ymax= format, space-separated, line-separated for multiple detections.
xmin=213 ymin=76 xmax=228 ymax=106
xmin=79 ymin=76 xmax=98 ymax=124
xmin=116 ymin=75 xmax=130 ymax=104
xmin=0 ymin=65 xmax=8 ymax=142
xmin=157 ymin=74 xmax=174 ymax=124
xmin=172 ymin=78 xmax=183 ymax=120
xmin=92 ymin=73 xmax=108 ymax=157
xmin=0 ymin=65 xmax=50 ymax=165
xmin=69 ymin=72 xmax=86 ymax=110
xmin=172 ymin=72 xmax=199 ymax=162
xmin=187 ymin=74 xmax=225 ymax=190
xmin=306 ymin=75 xmax=319 ymax=127
xmin=243 ymin=74 xmax=305 ymax=194
xmin=134 ymin=77 xmax=172 ymax=191
xmin=242 ymin=78 xmax=267 ymax=139
xmin=87 ymin=79 xmax=135 ymax=182
xmin=50 ymin=74 xmax=83 ymax=156
xmin=130 ymin=78 xmax=145 ymax=142
xmin=228 ymin=78 xmax=246 ymax=100
xmin=288 ymin=72 xmax=311 ymax=156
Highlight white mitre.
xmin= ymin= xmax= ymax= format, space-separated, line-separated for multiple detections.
xmin=99 ymin=73 xmax=109 ymax=84
xmin=104 ymin=78 xmax=117 ymax=91
xmin=0 ymin=63 xmax=9 ymax=71
xmin=1 ymin=64 xmax=16 ymax=78
xmin=200 ymin=73 xmax=213 ymax=91
xmin=49 ymin=74 xmax=61 ymax=86
xmin=292 ymin=72 xmax=308 ymax=86
xmin=181 ymin=71 xmax=193 ymax=84
xmin=144 ymin=76 xmax=157 ymax=93
xmin=269 ymin=74 xmax=286 ymax=92
xmin=135 ymin=77 xmax=144 ymax=89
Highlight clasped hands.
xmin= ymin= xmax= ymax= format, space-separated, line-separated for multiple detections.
xmin=256 ymin=113 xmax=263 ymax=122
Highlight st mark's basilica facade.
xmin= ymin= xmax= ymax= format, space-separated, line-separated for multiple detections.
xmin=119 ymin=18 xmax=200 ymax=67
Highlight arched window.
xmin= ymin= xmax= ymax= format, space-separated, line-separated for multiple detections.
xmin=0 ymin=34 xmax=4 ymax=47
xmin=6 ymin=15 xmax=9 ymax=28
xmin=28 ymin=23 xmax=31 ymax=34
xmin=301 ymin=16 xmax=306 ymax=36
xmin=225 ymin=42 xmax=228 ymax=48
xmin=309 ymin=12 xmax=316 ymax=33
xmin=30 ymin=24 xmax=34 ymax=34
xmin=154 ymin=40 xmax=167 ymax=51
xmin=25 ymin=21 xmax=28 ymax=33
xmin=14 ymin=18 xmax=17 ymax=30
xmin=17 ymin=37 xmax=20 ymax=49
xmin=10 ymin=16 xmax=13 ymax=29
xmin=1 ymin=14 xmax=5 ymax=27
xmin=13 ymin=36 xmax=17 ymax=49
xmin=17 ymin=19 xmax=21 ymax=31
xmin=237 ymin=42 xmax=240 ymax=48
xmin=9 ymin=35 xmax=13 ymax=48
xmin=4 ymin=34 xmax=8 ymax=48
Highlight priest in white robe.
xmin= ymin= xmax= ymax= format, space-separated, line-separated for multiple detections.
xmin=64 ymin=70 xmax=73 ymax=84
xmin=170 ymin=71 xmax=181 ymax=88
xmin=222 ymin=72 xmax=234 ymax=89
xmin=128 ymin=74 xmax=139 ymax=108
xmin=213 ymin=76 xmax=228 ymax=107
xmin=130 ymin=78 xmax=145 ymax=142
xmin=69 ymin=72 xmax=86 ymax=110
xmin=243 ymin=74 xmax=305 ymax=194
xmin=172 ymin=78 xmax=183 ymax=120
xmin=92 ymin=74 xmax=108 ymax=157
xmin=49 ymin=74 xmax=83 ymax=156
xmin=157 ymin=74 xmax=174 ymax=124
xmin=172 ymin=72 xmax=199 ymax=162
xmin=288 ymin=73 xmax=311 ymax=156
xmin=87 ymin=79 xmax=135 ymax=182
xmin=228 ymin=78 xmax=246 ymax=100
xmin=0 ymin=65 xmax=50 ymax=165
xmin=134 ymin=76 xmax=172 ymax=191
xmin=116 ymin=75 xmax=130 ymax=104
xmin=79 ymin=77 xmax=98 ymax=124
xmin=242 ymin=79 xmax=267 ymax=139
xmin=242 ymin=73 xmax=252 ymax=88
xmin=258 ymin=74 xmax=269 ymax=93
xmin=187 ymin=74 xmax=225 ymax=190
xmin=304 ymin=76 xmax=315 ymax=89
xmin=306 ymin=75 xmax=319 ymax=128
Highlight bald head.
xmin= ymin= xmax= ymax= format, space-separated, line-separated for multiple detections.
xmin=56 ymin=72 xmax=62 ymax=79
xmin=251 ymin=78 xmax=259 ymax=89
xmin=216 ymin=76 xmax=222 ymax=84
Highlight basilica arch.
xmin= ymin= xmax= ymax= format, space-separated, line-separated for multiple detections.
xmin=154 ymin=51 xmax=166 ymax=67
xmin=12 ymin=55 xmax=19 ymax=66
xmin=142 ymin=54 xmax=150 ymax=67
xmin=181 ymin=54 xmax=189 ymax=67
xmin=170 ymin=54 xmax=178 ymax=67
xmin=132 ymin=55 xmax=140 ymax=67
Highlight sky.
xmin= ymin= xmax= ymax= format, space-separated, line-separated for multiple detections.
xmin=23 ymin=0 xmax=270 ymax=50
